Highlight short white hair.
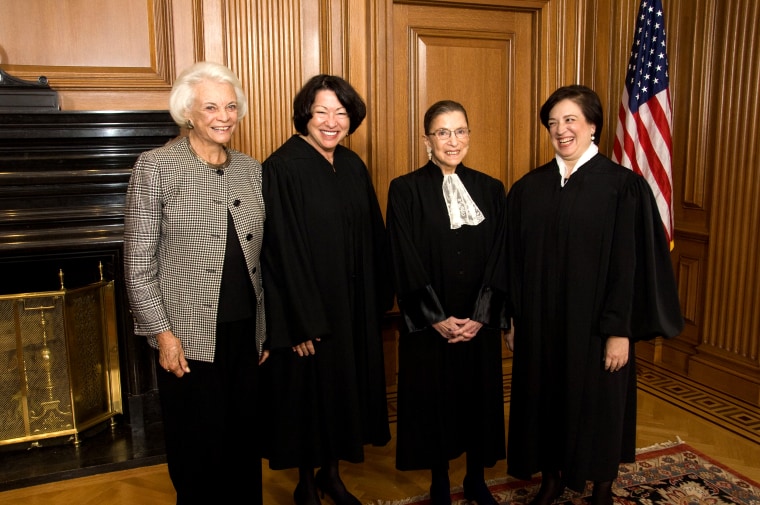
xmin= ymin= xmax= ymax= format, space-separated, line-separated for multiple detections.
xmin=168 ymin=62 xmax=248 ymax=126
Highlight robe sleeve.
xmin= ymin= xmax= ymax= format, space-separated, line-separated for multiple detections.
xmin=471 ymin=179 xmax=511 ymax=329
xmin=386 ymin=177 xmax=446 ymax=332
xmin=364 ymin=168 xmax=395 ymax=315
xmin=599 ymin=175 xmax=684 ymax=341
xmin=261 ymin=153 xmax=331 ymax=349
xmin=504 ymin=178 xmax=525 ymax=323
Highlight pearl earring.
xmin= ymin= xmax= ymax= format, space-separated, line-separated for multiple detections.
xmin=591 ymin=133 xmax=595 ymax=141
xmin=427 ymin=148 xmax=432 ymax=161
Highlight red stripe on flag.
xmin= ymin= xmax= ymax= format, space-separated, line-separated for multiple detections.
xmin=634 ymin=104 xmax=671 ymax=205
xmin=639 ymin=97 xmax=672 ymax=208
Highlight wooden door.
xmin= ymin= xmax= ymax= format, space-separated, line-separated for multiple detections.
xmin=384 ymin=1 xmax=551 ymax=211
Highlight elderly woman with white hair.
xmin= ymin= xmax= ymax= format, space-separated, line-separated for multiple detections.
xmin=124 ymin=61 xmax=268 ymax=504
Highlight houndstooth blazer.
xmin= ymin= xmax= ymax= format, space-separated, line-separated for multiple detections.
xmin=124 ymin=136 xmax=266 ymax=361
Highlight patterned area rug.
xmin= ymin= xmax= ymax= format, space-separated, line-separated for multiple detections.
xmin=373 ymin=440 xmax=760 ymax=505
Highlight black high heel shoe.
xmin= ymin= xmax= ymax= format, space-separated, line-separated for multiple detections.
xmin=462 ymin=474 xmax=499 ymax=505
xmin=528 ymin=471 xmax=565 ymax=505
xmin=314 ymin=468 xmax=361 ymax=505
xmin=294 ymin=480 xmax=322 ymax=505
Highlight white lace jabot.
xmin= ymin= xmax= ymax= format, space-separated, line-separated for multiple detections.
xmin=442 ymin=173 xmax=485 ymax=229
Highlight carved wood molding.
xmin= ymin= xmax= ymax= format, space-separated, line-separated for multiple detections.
xmin=702 ymin=0 xmax=760 ymax=368
xmin=2 ymin=0 xmax=176 ymax=91
xmin=224 ymin=0 xmax=308 ymax=159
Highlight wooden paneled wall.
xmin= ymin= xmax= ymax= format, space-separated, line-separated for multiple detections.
xmin=682 ymin=0 xmax=760 ymax=403
xmin=2 ymin=0 xmax=759 ymax=407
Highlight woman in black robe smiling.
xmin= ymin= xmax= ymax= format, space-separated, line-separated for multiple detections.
xmin=260 ymin=74 xmax=393 ymax=505
xmin=505 ymin=85 xmax=684 ymax=505
xmin=387 ymin=100 xmax=510 ymax=505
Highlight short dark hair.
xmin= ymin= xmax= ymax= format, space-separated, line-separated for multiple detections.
xmin=539 ymin=85 xmax=603 ymax=145
xmin=292 ymin=74 xmax=366 ymax=135
xmin=423 ymin=100 xmax=469 ymax=133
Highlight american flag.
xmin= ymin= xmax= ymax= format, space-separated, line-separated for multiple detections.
xmin=612 ymin=0 xmax=674 ymax=248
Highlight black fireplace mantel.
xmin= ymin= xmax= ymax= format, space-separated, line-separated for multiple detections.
xmin=0 ymin=110 xmax=179 ymax=261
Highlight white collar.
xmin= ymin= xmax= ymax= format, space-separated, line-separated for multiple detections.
xmin=557 ymin=143 xmax=598 ymax=186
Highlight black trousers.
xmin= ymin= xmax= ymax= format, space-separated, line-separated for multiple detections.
xmin=156 ymin=317 xmax=263 ymax=505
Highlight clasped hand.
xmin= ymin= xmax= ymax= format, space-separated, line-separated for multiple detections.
xmin=433 ymin=317 xmax=483 ymax=343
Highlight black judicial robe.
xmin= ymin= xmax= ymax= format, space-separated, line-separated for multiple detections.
xmin=260 ymin=135 xmax=393 ymax=469
xmin=387 ymin=162 xmax=509 ymax=470
xmin=505 ymin=154 xmax=684 ymax=490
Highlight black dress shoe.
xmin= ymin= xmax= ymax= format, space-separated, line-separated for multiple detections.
xmin=462 ymin=474 xmax=499 ymax=505
xmin=294 ymin=480 xmax=322 ymax=505
xmin=314 ymin=468 xmax=361 ymax=505
xmin=528 ymin=471 xmax=565 ymax=505
xmin=429 ymin=473 xmax=452 ymax=505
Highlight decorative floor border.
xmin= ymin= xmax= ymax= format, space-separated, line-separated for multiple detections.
xmin=387 ymin=362 xmax=760 ymax=445
xmin=636 ymin=361 xmax=760 ymax=444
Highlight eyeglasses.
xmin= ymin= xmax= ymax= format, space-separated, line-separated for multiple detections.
xmin=428 ymin=128 xmax=470 ymax=140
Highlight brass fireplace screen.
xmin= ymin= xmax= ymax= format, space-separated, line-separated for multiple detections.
xmin=0 ymin=270 xmax=122 ymax=447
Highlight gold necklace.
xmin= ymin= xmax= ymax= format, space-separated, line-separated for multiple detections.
xmin=188 ymin=141 xmax=230 ymax=170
